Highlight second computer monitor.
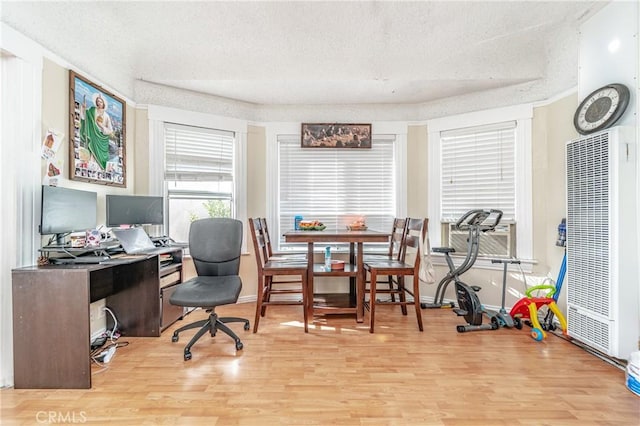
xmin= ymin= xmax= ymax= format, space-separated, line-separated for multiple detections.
xmin=106 ymin=194 xmax=164 ymax=227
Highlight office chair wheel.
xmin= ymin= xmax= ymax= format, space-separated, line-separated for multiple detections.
xmin=235 ymin=341 xmax=243 ymax=350
xmin=456 ymin=325 xmax=466 ymax=333
xmin=184 ymin=350 xmax=192 ymax=361
xmin=171 ymin=333 xmax=179 ymax=342
xmin=243 ymin=322 xmax=250 ymax=331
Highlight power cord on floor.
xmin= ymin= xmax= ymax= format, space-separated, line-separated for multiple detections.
xmin=104 ymin=307 xmax=118 ymax=342
xmin=90 ymin=307 xmax=129 ymax=372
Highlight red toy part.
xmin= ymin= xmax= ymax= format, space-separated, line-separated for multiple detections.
xmin=510 ymin=296 xmax=555 ymax=319
xmin=510 ymin=285 xmax=567 ymax=341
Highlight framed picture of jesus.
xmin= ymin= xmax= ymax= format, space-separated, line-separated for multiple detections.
xmin=69 ymin=70 xmax=126 ymax=187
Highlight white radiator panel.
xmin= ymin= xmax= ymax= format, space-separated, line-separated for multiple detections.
xmin=565 ymin=126 xmax=638 ymax=360
xmin=567 ymin=306 xmax=611 ymax=355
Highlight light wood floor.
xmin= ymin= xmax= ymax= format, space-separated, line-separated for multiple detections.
xmin=2 ymin=303 xmax=639 ymax=425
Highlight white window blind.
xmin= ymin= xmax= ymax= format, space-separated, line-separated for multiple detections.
xmin=163 ymin=122 xmax=236 ymax=243
xmin=278 ymin=134 xmax=396 ymax=246
xmin=440 ymin=121 xmax=516 ymax=222
xmin=164 ymin=122 xmax=234 ymax=182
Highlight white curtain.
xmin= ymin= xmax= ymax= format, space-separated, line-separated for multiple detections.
xmin=0 ymin=47 xmax=42 ymax=387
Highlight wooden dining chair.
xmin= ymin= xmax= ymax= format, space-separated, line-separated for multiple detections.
xmin=363 ymin=217 xmax=409 ymax=302
xmin=248 ymin=218 xmax=309 ymax=333
xmin=260 ymin=218 xmax=306 ymax=261
xmin=364 ymin=217 xmax=408 ymax=260
xmin=363 ymin=218 xmax=427 ymax=333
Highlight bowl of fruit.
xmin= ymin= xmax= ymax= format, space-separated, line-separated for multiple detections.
xmin=346 ymin=218 xmax=367 ymax=231
xmin=299 ymin=220 xmax=326 ymax=231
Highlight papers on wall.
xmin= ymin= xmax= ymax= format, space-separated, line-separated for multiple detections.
xmin=41 ymin=129 xmax=64 ymax=160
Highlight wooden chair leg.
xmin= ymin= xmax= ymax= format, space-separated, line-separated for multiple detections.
xmin=369 ymin=270 xmax=377 ymax=333
xmin=306 ymin=274 xmax=314 ymax=329
xmin=386 ymin=275 xmax=396 ymax=302
xmin=261 ymin=276 xmax=272 ymax=316
xmin=253 ymin=275 xmax=265 ymax=333
xmin=398 ymin=276 xmax=408 ymax=315
xmin=302 ymin=274 xmax=309 ymax=333
xmin=265 ymin=278 xmax=273 ymax=304
xmin=413 ymin=275 xmax=424 ymax=331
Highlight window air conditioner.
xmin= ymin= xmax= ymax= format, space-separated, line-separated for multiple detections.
xmin=447 ymin=223 xmax=515 ymax=258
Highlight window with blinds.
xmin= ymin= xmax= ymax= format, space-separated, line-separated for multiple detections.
xmin=164 ymin=122 xmax=235 ymax=243
xmin=277 ymin=134 xmax=396 ymax=250
xmin=440 ymin=121 xmax=516 ymax=257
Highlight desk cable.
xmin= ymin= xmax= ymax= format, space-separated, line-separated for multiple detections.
xmin=91 ymin=307 xmax=129 ymax=371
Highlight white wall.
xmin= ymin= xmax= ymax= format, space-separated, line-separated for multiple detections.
xmin=577 ymin=0 xmax=640 ymax=344
xmin=578 ymin=1 xmax=639 ymax=127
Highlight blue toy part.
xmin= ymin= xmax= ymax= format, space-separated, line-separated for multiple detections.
xmin=531 ymin=328 xmax=545 ymax=341
xmin=553 ymin=252 xmax=566 ymax=302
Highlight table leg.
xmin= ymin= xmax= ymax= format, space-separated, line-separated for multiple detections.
xmin=307 ymin=242 xmax=314 ymax=321
xmin=356 ymin=241 xmax=364 ymax=323
xmin=348 ymin=242 xmax=356 ymax=305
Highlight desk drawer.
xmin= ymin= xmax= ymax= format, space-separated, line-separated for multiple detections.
xmin=160 ymin=283 xmax=184 ymax=331
xmin=160 ymin=271 xmax=181 ymax=289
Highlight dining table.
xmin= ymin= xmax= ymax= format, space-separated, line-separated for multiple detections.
xmin=282 ymin=229 xmax=390 ymax=323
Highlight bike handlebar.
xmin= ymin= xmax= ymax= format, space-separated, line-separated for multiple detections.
xmin=454 ymin=209 xmax=503 ymax=232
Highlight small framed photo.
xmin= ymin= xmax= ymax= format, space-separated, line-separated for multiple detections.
xmin=301 ymin=123 xmax=371 ymax=148
xmin=69 ymin=70 xmax=126 ymax=187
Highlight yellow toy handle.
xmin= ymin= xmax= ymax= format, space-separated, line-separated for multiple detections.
xmin=525 ymin=299 xmax=568 ymax=340
xmin=527 ymin=302 xmax=547 ymax=339
xmin=548 ymin=301 xmax=568 ymax=334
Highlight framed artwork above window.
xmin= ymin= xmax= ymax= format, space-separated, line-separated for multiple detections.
xmin=301 ymin=123 xmax=371 ymax=148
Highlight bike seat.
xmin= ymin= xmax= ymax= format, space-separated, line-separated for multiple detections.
xmin=433 ymin=247 xmax=456 ymax=254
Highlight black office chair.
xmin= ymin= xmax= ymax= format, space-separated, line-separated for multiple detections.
xmin=170 ymin=218 xmax=250 ymax=361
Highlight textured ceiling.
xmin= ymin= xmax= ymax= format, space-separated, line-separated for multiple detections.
xmin=1 ymin=1 xmax=605 ymax=106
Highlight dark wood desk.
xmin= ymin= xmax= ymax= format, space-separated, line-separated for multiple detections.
xmin=11 ymin=249 xmax=182 ymax=389
xmin=283 ymin=229 xmax=389 ymax=322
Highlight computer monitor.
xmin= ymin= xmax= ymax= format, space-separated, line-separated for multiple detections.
xmin=106 ymin=194 xmax=164 ymax=227
xmin=39 ymin=185 xmax=97 ymax=245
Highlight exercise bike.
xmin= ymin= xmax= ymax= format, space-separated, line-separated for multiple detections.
xmin=422 ymin=209 xmax=502 ymax=311
xmin=422 ymin=209 xmax=515 ymax=332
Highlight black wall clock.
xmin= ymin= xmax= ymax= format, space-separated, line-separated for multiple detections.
xmin=573 ymin=83 xmax=630 ymax=135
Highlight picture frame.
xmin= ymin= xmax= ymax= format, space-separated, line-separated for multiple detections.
xmin=69 ymin=70 xmax=126 ymax=187
xmin=301 ymin=123 xmax=372 ymax=148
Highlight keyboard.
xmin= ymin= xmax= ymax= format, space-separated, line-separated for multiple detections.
xmin=99 ymin=240 xmax=121 ymax=249
xmin=51 ymin=256 xmax=111 ymax=264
